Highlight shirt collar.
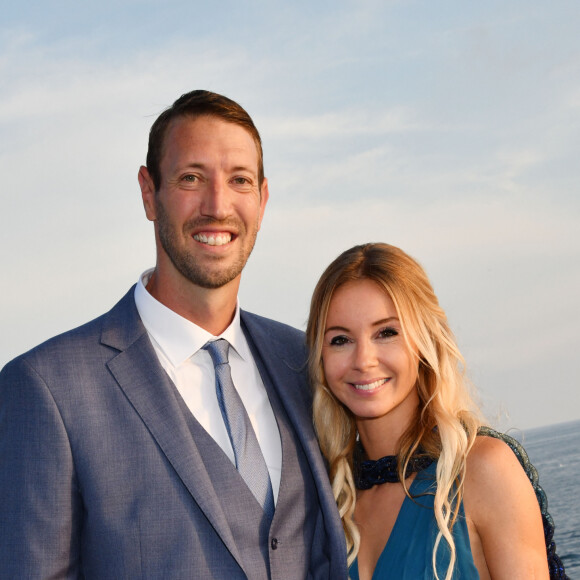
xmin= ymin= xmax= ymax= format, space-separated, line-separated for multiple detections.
xmin=134 ymin=269 xmax=250 ymax=367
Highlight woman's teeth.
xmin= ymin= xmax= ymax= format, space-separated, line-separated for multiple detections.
xmin=353 ymin=378 xmax=388 ymax=391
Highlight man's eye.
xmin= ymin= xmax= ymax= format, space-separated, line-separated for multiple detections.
xmin=233 ymin=177 xmax=249 ymax=185
xmin=329 ymin=335 xmax=349 ymax=346
xmin=183 ymin=175 xmax=197 ymax=182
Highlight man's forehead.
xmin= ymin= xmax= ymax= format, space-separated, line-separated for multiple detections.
xmin=165 ymin=114 xmax=254 ymax=141
xmin=161 ymin=115 xmax=259 ymax=160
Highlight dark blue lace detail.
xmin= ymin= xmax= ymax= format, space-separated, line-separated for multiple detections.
xmin=478 ymin=426 xmax=569 ymax=580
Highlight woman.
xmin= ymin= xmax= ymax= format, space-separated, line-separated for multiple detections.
xmin=307 ymin=243 xmax=557 ymax=580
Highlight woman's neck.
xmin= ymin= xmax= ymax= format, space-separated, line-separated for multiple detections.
xmin=356 ymin=417 xmax=407 ymax=459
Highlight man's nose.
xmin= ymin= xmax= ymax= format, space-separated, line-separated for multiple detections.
xmin=200 ymin=179 xmax=231 ymax=220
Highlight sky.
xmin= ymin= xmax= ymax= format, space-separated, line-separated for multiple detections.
xmin=1 ymin=0 xmax=578 ymax=430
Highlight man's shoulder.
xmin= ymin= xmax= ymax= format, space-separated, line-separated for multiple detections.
xmin=241 ymin=310 xmax=305 ymax=341
xmin=240 ymin=310 xmax=307 ymax=367
xmin=2 ymin=287 xmax=138 ymax=371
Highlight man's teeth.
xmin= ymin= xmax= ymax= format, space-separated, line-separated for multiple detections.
xmin=354 ymin=378 xmax=388 ymax=391
xmin=194 ymin=233 xmax=232 ymax=246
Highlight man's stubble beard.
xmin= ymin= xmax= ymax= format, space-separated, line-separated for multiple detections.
xmin=154 ymin=198 xmax=259 ymax=289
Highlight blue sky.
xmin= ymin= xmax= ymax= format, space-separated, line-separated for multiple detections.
xmin=1 ymin=0 xmax=579 ymax=429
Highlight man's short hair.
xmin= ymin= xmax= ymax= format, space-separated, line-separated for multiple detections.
xmin=146 ymin=90 xmax=264 ymax=191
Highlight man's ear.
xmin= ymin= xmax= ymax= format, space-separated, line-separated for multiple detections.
xmin=257 ymin=177 xmax=269 ymax=230
xmin=138 ymin=166 xmax=157 ymax=221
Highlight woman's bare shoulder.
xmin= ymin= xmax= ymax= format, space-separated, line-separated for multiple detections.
xmin=463 ymin=433 xmax=549 ymax=579
xmin=466 ymin=434 xmax=524 ymax=482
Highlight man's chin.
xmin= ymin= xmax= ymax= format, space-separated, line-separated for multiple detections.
xmin=178 ymin=263 xmax=244 ymax=290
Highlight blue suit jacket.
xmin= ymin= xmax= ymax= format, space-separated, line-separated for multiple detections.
xmin=0 ymin=288 xmax=347 ymax=578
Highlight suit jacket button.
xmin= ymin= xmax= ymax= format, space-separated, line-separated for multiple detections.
xmin=271 ymin=538 xmax=278 ymax=550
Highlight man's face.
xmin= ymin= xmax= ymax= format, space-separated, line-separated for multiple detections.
xmin=141 ymin=115 xmax=268 ymax=290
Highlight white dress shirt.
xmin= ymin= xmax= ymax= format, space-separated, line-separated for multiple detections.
xmin=134 ymin=269 xmax=282 ymax=502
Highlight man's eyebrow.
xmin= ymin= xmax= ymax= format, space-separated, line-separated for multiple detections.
xmin=230 ymin=165 xmax=257 ymax=175
xmin=177 ymin=162 xmax=206 ymax=170
xmin=178 ymin=162 xmax=257 ymax=176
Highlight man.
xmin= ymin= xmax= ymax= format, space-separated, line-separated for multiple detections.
xmin=0 ymin=90 xmax=347 ymax=579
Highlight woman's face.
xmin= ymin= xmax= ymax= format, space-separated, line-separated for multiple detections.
xmin=321 ymin=279 xmax=420 ymax=427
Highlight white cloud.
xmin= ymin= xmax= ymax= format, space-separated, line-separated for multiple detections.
xmin=263 ymin=107 xmax=419 ymax=139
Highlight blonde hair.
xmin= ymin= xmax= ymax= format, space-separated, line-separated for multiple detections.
xmin=306 ymin=243 xmax=483 ymax=579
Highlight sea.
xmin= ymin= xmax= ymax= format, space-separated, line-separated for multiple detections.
xmin=517 ymin=419 xmax=580 ymax=578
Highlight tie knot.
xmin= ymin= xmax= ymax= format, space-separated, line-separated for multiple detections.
xmin=203 ymin=339 xmax=230 ymax=367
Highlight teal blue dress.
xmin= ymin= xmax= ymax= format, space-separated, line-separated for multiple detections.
xmin=349 ymin=461 xmax=479 ymax=580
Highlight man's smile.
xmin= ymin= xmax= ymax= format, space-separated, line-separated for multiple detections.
xmin=193 ymin=232 xmax=233 ymax=246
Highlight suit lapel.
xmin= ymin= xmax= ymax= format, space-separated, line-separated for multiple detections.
xmin=100 ymin=289 xmax=244 ymax=569
xmin=242 ymin=312 xmax=348 ymax=573
xmin=241 ymin=313 xmax=348 ymax=568
xmin=240 ymin=312 xmax=329 ymax=492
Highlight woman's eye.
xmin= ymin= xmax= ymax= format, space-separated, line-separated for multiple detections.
xmin=329 ymin=335 xmax=350 ymax=346
xmin=378 ymin=327 xmax=398 ymax=339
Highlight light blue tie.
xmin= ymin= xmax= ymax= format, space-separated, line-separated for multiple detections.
xmin=203 ymin=339 xmax=275 ymax=520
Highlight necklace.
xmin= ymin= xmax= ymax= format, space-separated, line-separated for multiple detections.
xmin=354 ymin=443 xmax=433 ymax=490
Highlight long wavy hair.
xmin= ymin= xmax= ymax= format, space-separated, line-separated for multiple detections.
xmin=306 ymin=243 xmax=483 ymax=579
